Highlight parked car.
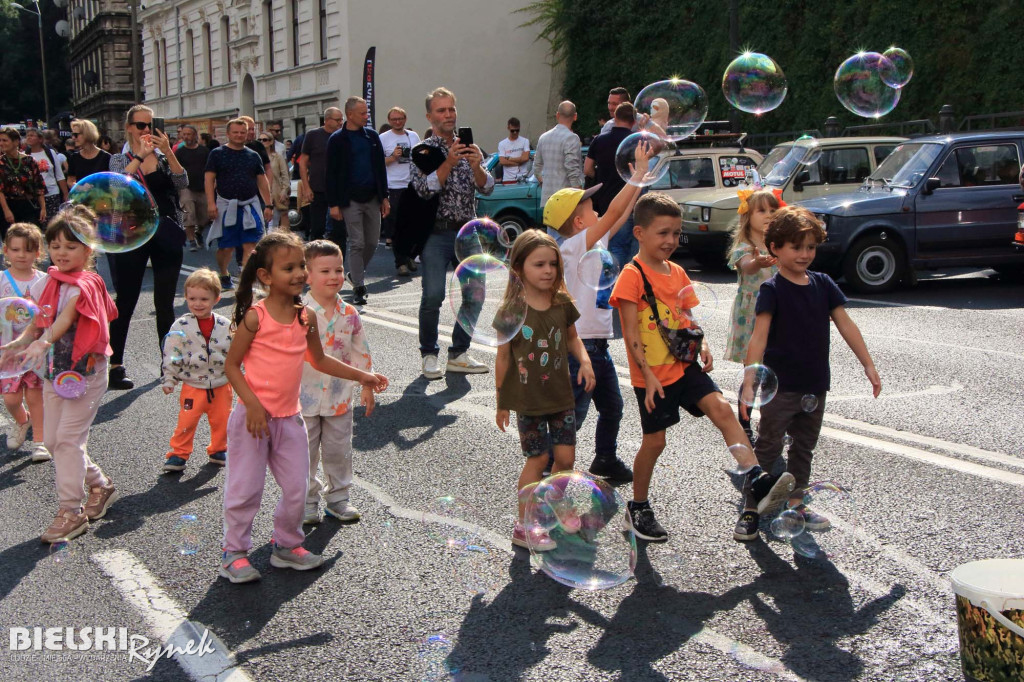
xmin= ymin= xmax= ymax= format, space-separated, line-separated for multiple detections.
xmin=476 ymin=150 xmax=542 ymax=241
xmin=679 ymin=136 xmax=906 ymax=266
xmin=798 ymin=131 xmax=1024 ymax=292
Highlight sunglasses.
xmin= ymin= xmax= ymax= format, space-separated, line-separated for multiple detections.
xmin=259 ymin=137 xmax=272 ymax=142
xmin=71 ymin=132 xmax=81 ymax=137
xmin=510 ymin=129 xmax=520 ymax=133
xmin=132 ymin=121 xmax=151 ymax=130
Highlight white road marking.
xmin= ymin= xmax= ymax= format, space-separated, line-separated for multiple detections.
xmin=91 ymin=549 xmax=253 ymax=682
xmin=861 ymin=333 xmax=1024 ymax=362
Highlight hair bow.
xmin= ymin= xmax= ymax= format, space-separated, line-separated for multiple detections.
xmin=737 ymin=187 xmax=786 ymax=215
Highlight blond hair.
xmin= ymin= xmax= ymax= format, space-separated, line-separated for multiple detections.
xmin=425 ymin=87 xmax=456 ymax=113
xmin=71 ymin=119 xmax=100 ymax=145
xmin=184 ymin=268 xmax=222 ymax=297
xmin=124 ymin=104 xmax=154 ymax=129
xmin=226 ymin=117 xmax=248 ymax=131
xmin=729 ymin=189 xmax=782 ymax=256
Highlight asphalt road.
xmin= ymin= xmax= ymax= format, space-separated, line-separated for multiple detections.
xmin=1 ymin=242 xmax=1022 ymax=682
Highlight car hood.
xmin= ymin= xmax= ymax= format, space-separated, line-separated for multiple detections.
xmin=797 ymin=187 xmax=909 ymax=217
xmin=683 ymin=188 xmax=739 ymax=207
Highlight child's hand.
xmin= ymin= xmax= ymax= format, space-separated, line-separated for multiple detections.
xmin=865 ymin=365 xmax=882 ymax=397
xmin=699 ymin=343 xmax=714 ymax=373
xmin=577 ymin=362 xmax=596 ymax=393
xmin=21 ymin=339 xmax=50 ymax=367
xmin=633 ymin=137 xmax=653 ymax=168
xmin=361 ymin=372 xmax=389 ymax=393
xmin=496 ymin=408 xmax=510 ymax=432
xmin=361 ymin=385 xmax=376 ymax=416
xmin=755 ymin=253 xmax=777 ymax=269
xmin=644 ymin=377 xmax=664 ymax=414
xmin=245 ymin=402 xmax=270 ymax=438
xmin=162 ymin=386 xmax=174 ymax=395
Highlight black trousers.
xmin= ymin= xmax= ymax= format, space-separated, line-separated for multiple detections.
xmin=309 ymin=191 xmax=347 ymax=258
xmin=0 ymin=198 xmax=41 ymax=240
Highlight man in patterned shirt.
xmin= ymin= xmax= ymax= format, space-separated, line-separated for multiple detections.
xmin=410 ymin=86 xmax=494 ymax=380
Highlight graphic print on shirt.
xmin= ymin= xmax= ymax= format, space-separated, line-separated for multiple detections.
xmin=637 ymin=297 xmax=693 ymax=371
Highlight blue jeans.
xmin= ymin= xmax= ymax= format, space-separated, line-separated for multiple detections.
xmin=419 ymin=230 xmax=472 ymax=357
xmin=568 ymin=339 xmax=623 ymax=460
xmin=608 ymin=216 xmax=638 ymax=269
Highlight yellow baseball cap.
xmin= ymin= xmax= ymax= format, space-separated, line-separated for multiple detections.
xmin=543 ymin=184 xmax=603 ymax=229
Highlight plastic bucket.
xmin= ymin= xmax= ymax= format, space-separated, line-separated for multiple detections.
xmin=951 ymin=559 xmax=1024 ymax=681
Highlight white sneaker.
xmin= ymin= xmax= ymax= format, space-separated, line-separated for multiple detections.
xmin=446 ymin=352 xmax=488 ymax=374
xmin=7 ymin=418 xmax=30 ymax=450
xmin=422 ymin=355 xmax=443 ymax=380
xmin=29 ymin=442 xmax=51 ymax=462
xmin=324 ymin=500 xmax=361 ymax=522
xmin=302 ymin=502 xmax=321 ymax=525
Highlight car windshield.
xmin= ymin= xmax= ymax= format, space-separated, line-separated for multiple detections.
xmin=760 ymin=145 xmax=796 ymax=186
xmin=868 ymin=142 xmax=944 ymax=188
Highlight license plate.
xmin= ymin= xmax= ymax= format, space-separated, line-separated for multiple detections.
xmin=682 ymin=235 xmax=689 ymax=244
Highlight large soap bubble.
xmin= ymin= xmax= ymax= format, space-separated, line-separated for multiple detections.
xmin=736 ymin=363 xmax=779 ymax=409
xmin=635 ymin=79 xmax=709 ymax=141
xmin=0 ymin=297 xmax=42 ymax=379
xmin=880 ymin=47 xmax=914 ymax=88
xmin=834 ymin=52 xmax=901 ymax=119
xmin=447 ymin=255 xmax=527 ymax=346
xmin=523 ymin=471 xmax=636 ymax=590
xmin=577 ymin=247 xmax=620 ymax=291
xmin=454 ymin=217 xmax=511 ymax=265
xmin=722 ymin=52 xmax=788 ymax=115
xmin=66 ymin=172 xmax=160 ymax=253
xmin=615 ymin=131 xmax=670 ymax=188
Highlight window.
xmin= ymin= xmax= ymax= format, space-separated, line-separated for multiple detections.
xmin=941 ymin=144 xmax=1021 ymax=188
xmin=161 ymin=39 xmax=169 ymax=96
xmin=220 ymin=17 xmax=231 ymax=84
xmin=185 ymin=29 xmax=195 ymax=90
xmin=290 ymin=0 xmax=299 ymax=67
xmin=650 ymin=157 xmax=717 ymax=191
xmin=874 ymin=145 xmax=897 ymax=165
xmin=934 ymin=155 xmax=961 ymax=188
xmin=154 ymin=40 xmax=163 ymax=97
xmin=797 ymin=147 xmax=871 ymax=186
xmin=263 ymin=1 xmax=274 ymax=72
xmin=318 ymin=0 xmax=327 ymax=60
xmin=203 ymin=23 xmax=212 ymax=88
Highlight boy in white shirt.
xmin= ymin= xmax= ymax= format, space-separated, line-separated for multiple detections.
xmin=497 ymin=117 xmax=531 ymax=183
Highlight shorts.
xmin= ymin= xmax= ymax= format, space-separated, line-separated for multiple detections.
xmin=517 ymin=408 xmax=576 ymax=457
xmin=179 ymin=188 xmax=209 ymax=229
xmin=633 ymin=364 xmax=720 ymax=435
xmin=1 ymin=371 xmax=42 ymax=394
xmin=218 ymin=211 xmax=264 ymax=249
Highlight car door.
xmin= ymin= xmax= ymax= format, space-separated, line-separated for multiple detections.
xmin=914 ymin=141 xmax=1023 ymax=258
xmin=786 ymin=146 xmax=872 ymax=201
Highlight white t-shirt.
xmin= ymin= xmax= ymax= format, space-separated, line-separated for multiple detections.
xmin=379 ymin=129 xmax=422 ymax=189
xmin=497 ymin=136 xmax=531 ymax=182
xmin=274 ymin=140 xmax=285 ymax=157
xmin=560 ymin=230 xmax=614 ymax=339
xmin=31 ymin=149 xmax=65 ymax=196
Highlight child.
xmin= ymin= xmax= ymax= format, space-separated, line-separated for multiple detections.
xmin=608 ymin=193 xmax=794 ymax=543
xmin=1 ymin=223 xmax=48 ymax=461
xmin=495 ymin=231 xmax=596 ymax=550
xmin=160 ymin=268 xmax=233 ymax=472
xmin=299 ymin=240 xmax=373 ymax=525
xmin=545 ymin=139 xmax=652 ymax=482
xmin=737 ymin=206 xmax=881 ymax=539
xmin=2 ymin=205 xmax=119 ymax=543
xmin=220 ymin=231 xmax=388 ymax=584
xmin=725 ymin=189 xmax=780 ymax=439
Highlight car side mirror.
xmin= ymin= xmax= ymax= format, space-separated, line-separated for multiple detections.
xmin=793 ymin=170 xmax=809 ymax=192
xmin=922 ymin=177 xmax=941 ymax=195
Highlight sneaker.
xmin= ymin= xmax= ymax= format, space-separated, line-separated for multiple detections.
xmin=107 ymin=365 xmax=134 ymax=390
xmin=512 ymin=521 xmax=556 ymax=551
xmin=29 ymin=442 xmax=51 ymax=462
xmin=351 ymin=285 xmax=367 ymax=307
xmin=397 ymin=264 xmax=411 ymax=277
xmin=624 ymin=503 xmax=668 ymax=542
xmin=208 ymin=451 xmax=226 ymax=466
xmin=7 ymin=416 xmax=30 ymax=450
xmin=163 ymin=455 xmax=188 ymax=472
xmin=733 ymin=510 xmax=761 ymax=542
xmin=422 ymin=355 xmax=443 ymax=380
xmin=792 ymin=504 xmax=831 ymax=531
xmin=749 ymin=471 xmax=796 ymax=517
xmin=408 ymin=260 xmax=418 ymax=272
xmin=446 ymin=352 xmax=488 ymax=374
xmin=219 ymin=551 xmax=261 ymax=583
xmin=324 ymin=500 xmax=361 ymax=522
xmin=588 ymin=456 xmax=634 ymax=483
xmin=83 ymin=480 xmax=119 ymax=520
xmin=270 ymin=544 xmax=324 ymax=571
xmin=40 ymin=508 xmax=89 ymax=543
xmin=302 ymin=502 xmax=322 ymax=525
xmin=188 ymin=239 xmax=199 ymax=252
xmin=219 ymin=274 xmax=233 ymax=291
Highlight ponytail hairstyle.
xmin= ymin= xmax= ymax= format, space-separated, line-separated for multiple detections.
xmin=44 ymin=204 xmax=99 ymax=268
xmin=232 ymin=230 xmax=307 ymax=329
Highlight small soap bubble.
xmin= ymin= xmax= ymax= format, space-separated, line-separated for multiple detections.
xmin=614 ymin=131 xmax=670 ymax=188
xmin=67 ymin=172 xmax=160 ymax=253
xmin=424 ymin=496 xmax=479 ymax=553
xmin=725 ymin=443 xmax=752 ymax=476
xmin=834 ymin=52 xmax=901 ymax=119
xmin=736 ymin=364 xmax=779 ymax=408
xmin=577 ymin=248 xmax=620 ymax=291
xmin=770 ymin=509 xmax=806 ymax=540
xmin=791 ymin=135 xmax=823 ymax=166
xmin=0 ymin=298 xmax=42 ymax=380
xmin=415 ymin=633 xmax=459 ymax=681
xmin=174 ymin=514 xmax=200 ymax=556
xmin=163 ymin=330 xmax=187 ymax=363
xmin=722 ymin=52 xmax=788 ymax=115
xmin=880 ymin=47 xmax=914 ymax=88
xmin=454 ymin=217 xmax=511 ymax=264
xmin=790 ymin=481 xmax=857 ymax=561
xmin=447 ymin=256 xmax=527 ymax=347
xmin=635 ymin=79 xmax=709 ymax=141
xmin=49 ymin=541 xmax=74 ymax=564
xmin=674 ymin=282 xmax=718 ymax=324
xmin=800 ymin=394 xmax=819 ymax=412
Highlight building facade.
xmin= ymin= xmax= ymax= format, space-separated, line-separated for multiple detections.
xmin=138 ymin=0 xmax=560 ymax=150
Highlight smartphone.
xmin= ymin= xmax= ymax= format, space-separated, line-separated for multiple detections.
xmin=152 ymin=117 xmax=165 ymax=134
xmin=457 ymin=127 xmax=474 ymax=148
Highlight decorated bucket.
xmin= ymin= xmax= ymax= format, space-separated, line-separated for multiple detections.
xmin=951 ymin=559 xmax=1024 ymax=681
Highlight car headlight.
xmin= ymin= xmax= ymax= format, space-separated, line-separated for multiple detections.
xmin=702 ymin=207 xmax=711 ymax=222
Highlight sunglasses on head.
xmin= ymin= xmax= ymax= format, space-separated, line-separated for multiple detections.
xmin=132 ymin=121 xmax=151 ymax=130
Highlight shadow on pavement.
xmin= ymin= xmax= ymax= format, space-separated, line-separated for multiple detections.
xmin=94 ymin=380 xmax=161 ymax=426
xmin=0 ymin=456 xmax=34 ymax=494
xmin=0 ymin=538 xmax=51 ymax=601
xmin=91 ymin=466 xmax=222 ymax=539
xmin=352 ymin=374 xmax=471 ymax=453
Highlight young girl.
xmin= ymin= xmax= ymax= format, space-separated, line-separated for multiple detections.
xmin=1 ymin=223 xmax=47 ymax=460
xmin=725 ymin=189 xmax=781 ymax=437
xmin=220 ymin=231 xmax=388 ymax=584
xmin=2 ymin=205 xmax=119 ymax=543
xmin=495 ymin=231 xmax=595 ymax=550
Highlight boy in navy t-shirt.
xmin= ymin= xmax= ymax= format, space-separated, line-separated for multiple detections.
xmin=735 ymin=206 xmax=882 ymax=541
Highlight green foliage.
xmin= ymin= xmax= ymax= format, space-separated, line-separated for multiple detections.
xmin=0 ymin=0 xmax=73 ymax=123
xmin=523 ymin=0 xmax=1024 ymax=138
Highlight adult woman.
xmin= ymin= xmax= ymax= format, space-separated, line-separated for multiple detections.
xmin=66 ymin=119 xmax=111 ymax=186
xmin=98 ymin=136 xmax=115 ymax=153
xmin=261 ymin=131 xmax=290 ymax=230
xmin=107 ymin=105 xmax=187 ymax=390
xmin=0 ymin=127 xmax=45 ymax=238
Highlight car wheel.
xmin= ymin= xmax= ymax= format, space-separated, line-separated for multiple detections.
xmin=495 ymin=213 xmax=527 ymax=245
xmin=843 ymin=233 xmax=906 ymax=294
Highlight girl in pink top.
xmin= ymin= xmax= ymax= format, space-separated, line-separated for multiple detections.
xmin=220 ymin=231 xmax=388 ymax=584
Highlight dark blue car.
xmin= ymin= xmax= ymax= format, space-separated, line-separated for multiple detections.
xmin=800 ymin=131 xmax=1024 ymax=292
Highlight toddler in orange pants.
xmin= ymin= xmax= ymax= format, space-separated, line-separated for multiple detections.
xmin=161 ymin=268 xmax=234 ymax=472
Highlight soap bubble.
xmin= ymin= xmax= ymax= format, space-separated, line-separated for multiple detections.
xmin=49 ymin=541 xmax=74 ymax=564
xmin=770 ymin=508 xmax=806 ymax=540
xmin=800 ymin=394 xmax=819 ymax=412
xmin=614 ymin=131 xmax=670 ymax=188
xmin=880 ymin=47 xmax=914 ymax=88
xmin=454 ymin=217 xmax=511 ymax=265
xmin=447 ymin=256 xmax=527 ymax=346
xmin=522 ymin=471 xmax=636 ymax=590
xmin=0 ymin=297 xmax=39 ymax=336
xmin=635 ymin=79 xmax=709 ymax=141
xmin=722 ymin=52 xmax=788 ymax=115
xmin=414 ymin=633 xmax=459 ymax=681
xmin=725 ymin=443 xmax=754 ymax=476
xmin=736 ymin=364 xmax=778 ymax=408
xmin=674 ymin=282 xmax=718 ymax=324
xmin=790 ymin=134 xmax=823 ymax=166
xmin=834 ymin=52 xmax=901 ymax=119
xmin=424 ymin=495 xmax=482 ymax=552
xmin=577 ymin=247 xmax=620 ymax=291
xmin=162 ymin=329 xmax=187 ymax=364
xmin=67 ymin=172 xmax=160 ymax=253
xmin=174 ymin=514 xmax=200 ymax=556
xmin=790 ymin=480 xmax=857 ymax=561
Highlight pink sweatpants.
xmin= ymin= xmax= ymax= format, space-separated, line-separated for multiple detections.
xmin=43 ymin=364 xmax=109 ymax=511
xmin=222 ymin=403 xmax=310 ymax=553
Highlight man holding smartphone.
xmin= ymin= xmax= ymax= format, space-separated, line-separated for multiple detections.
xmin=410 ymin=86 xmax=494 ymax=380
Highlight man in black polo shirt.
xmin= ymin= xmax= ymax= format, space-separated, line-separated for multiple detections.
xmin=299 ymin=107 xmax=346 ymax=248
xmin=175 ymin=125 xmax=210 ymax=250
xmin=585 ymin=102 xmax=635 ymax=215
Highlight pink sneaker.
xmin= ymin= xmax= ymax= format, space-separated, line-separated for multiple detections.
xmin=548 ymin=497 xmax=582 ymax=535
xmin=512 ymin=522 xmax=556 ymax=551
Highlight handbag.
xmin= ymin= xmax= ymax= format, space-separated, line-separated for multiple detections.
xmin=631 ymin=259 xmax=704 ymax=364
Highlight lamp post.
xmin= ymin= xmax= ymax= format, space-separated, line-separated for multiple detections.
xmin=11 ymin=1 xmax=50 ymax=123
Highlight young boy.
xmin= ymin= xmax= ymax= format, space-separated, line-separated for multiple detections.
xmin=736 ymin=206 xmax=881 ymax=540
xmin=609 ymin=192 xmax=795 ymax=542
xmin=161 ymin=268 xmax=234 ymax=472
xmin=543 ymin=139 xmax=653 ymax=482
xmin=300 ymin=240 xmax=374 ymax=524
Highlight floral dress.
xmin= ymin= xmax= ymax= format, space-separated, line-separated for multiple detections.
xmin=725 ymin=242 xmax=778 ymax=363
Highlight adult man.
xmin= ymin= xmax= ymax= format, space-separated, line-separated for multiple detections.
xmin=534 ymin=101 xmax=583 ymax=208
xmin=175 ymin=125 xmax=210 ymax=251
xmin=238 ymin=115 xmax=271 ymax=175
xmin=497 ymin=117 xmax=530 ymax=183
xmin=25 ymin=128 xmax=68 ymax=221
xmin=204 ymin=118 xmax=272 ymax=290
xmin=326 ymin=97 xmax=389 ymax=307
xmin=586 ymin=102 xmax=635 ymax=215
xmin=267 ymin=121 xmax=286 ymax=157
xmin=600 ymin=87 xmax=631 ymax=135
xmin=411 ymin=87 xmax=494 ymax=379
xmin=379 ymin=106 xmax=421 ymax=275
xmin=299 ymin=107 xmax=346 ymax=247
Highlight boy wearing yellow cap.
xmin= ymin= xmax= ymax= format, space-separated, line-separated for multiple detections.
xmin=542 ymin=140 xmax=651 ymax=481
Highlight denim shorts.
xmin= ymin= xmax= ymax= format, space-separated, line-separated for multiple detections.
xmin=633 ymin=364 xmax=720 ymax=434
xmin=517 ymin=408 xmax=576 ymax=457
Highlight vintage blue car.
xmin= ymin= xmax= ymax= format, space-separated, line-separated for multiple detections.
xmin=799 ymin=131 xmax=1024 ymax=292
